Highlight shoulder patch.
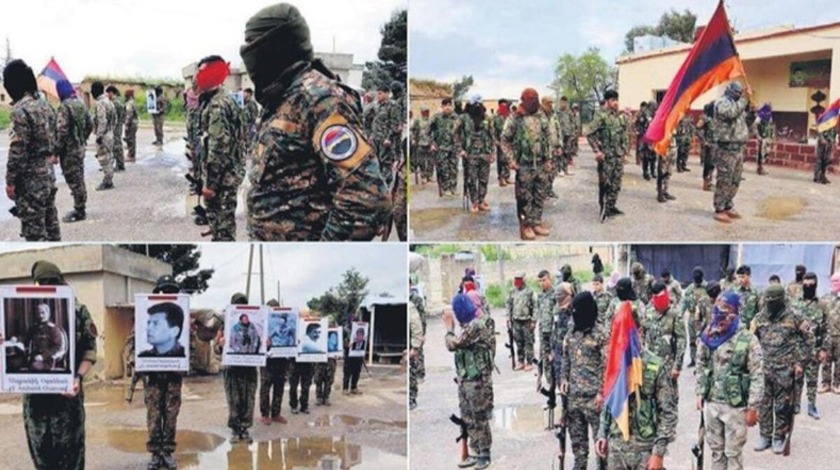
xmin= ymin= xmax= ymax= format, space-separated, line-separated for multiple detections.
xmin=313 ymin=111 xmax=371 ymax=170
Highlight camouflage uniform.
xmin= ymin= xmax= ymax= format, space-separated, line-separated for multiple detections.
xmin=507 ymin=285 xmax=535 ymax=365
xmin=657 ymin=137 xmax=675 ymax=200
xmin=289 ymin=360 xmax=314 ymax=412
xmin=712 ymin=95 xmax=749 ymax=213
xmin=123 ymin=97 xmax=138 ymax=160
xmin=634 ymin=108 xmax=655 ymax=179
xmin=152 ymin=95 xmax=167 ymax=143
xmin=23 ymin=301 xmax=97 ymax=470
xmin=786 ymin=281 xmax=803 ymax=301
xmin=410 ymin=115 xmax=434 ymax=181
xmin=631 ymin=273 xmax=654 ymax=305
xmin=604 ymin=298 xmax=645 ymax=337
xmin=409 ymin=300 xmax=424 ymax=405
xmin=756 ymin=119 xmax=774 ymax=174
xmin=663 ymin=279 xmax=683 ymax=309
xmin=821 ymin=293 xmax=840 ymax=389
xmin=259 ymin=357 xmax=290 ymax=419
xmin=93 ymin=94 xmax=116 ymax=186
xmin=446 ymin=314 xmax=495 ymax=460
xmin=815 ymin=128 xmax=836 ymax=183
xmin=501 ymin=112 xmax=554 ymax=229
xmin=223 ymin=367 xmax=258 ymax=434
xmin=371 ymin=98 xmax=401 ymax=187
xmin=243 ymin=96 xmax=260 ymax=153
xmin=111 ymin=96 xmax=126 ymax=169
xmin=597 ymin=350 xmax=677 ymax=470
xmin=459 ymin=115 xmax=495 ymax=206
xmin=588 ymin=108 xmax=630 ymax=215
xmin=752 ymin=305 xmax=815 ymax=442
xmin=731 ymin=285 xmax=761 ymax=328
xmin=536 ymin=286 xmax=556 ymax=378
xmin=410 ymin=289 xmax=428 ymax=380
xmin=562 ymin=327 xmax=606 ymax=470
xmin=201 ymin=87 xmax=245 ymax=241
xmin=792 ymin=297 xmax=829 ymax=407
xmin=56 ymin=96 xmax=92 ymax=214
xmin=247 ymin=61 xmax=390 ymax=241
xmin=551 ymin=304 xmax=573 ymax=381
xmin=143 ymin=372 xmax=183 ymax=456
xmin=393 ymin=161 xmax=407 ymax=241
xmin=429 ymin=111 xmax=459 ymax=194
xmin=675 ymin=115 xmax=694 ymax=171
xmin=556 ymin=107 xmax=575 ymax=174
xmin=641 ymin=306 xmax=687 ymax=391
xmin=681 ymin=281 xmax=709 ymax=364
xmin=491 ymin=113 xmax=511 ymax=183
xmin=696 ymin=326 xmax=764 ymax=470
xmin=594 ymin=289 xmax=614 ymax=332
xmin=6 ymin=94 xmax=60 ymax=241
xmin=314 ymin=358 xmax=337 ymax=404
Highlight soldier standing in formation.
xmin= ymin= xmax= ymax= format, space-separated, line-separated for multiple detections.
xmin=696 ymin=103 xmax=717 ymax=191
xmin=123 ymin=89 xmax=139 ymax=162
xmin=642 ymin=282 xmax=686 ymax=395
xmin=792 ymin=272 xmax=829 ymax=419
xmin=106 ymin=85 xmax=126 ymax=171
xmin=731 ymin=265 xmax=761 ymax=327
xmin=588 ymin=90 xmax=629 ymax=222
xmin=410 ymin=274 xmax=427 ymax=383
xmin=429 ymin=98 xmax=459 ymax=196
xmin=712 ymin=81 xmax=749 ymax=223
xmin=541 ymin=96 xmax=562 ymax=198
xmin=507 ymin=272 xmax=535 ymax=371
xmin=215 ymin=293 xmax=258 ymax=444
xmin=552 ymin=282 xmax=574 ymax=382
xmin=821 ymin=273 xmax=840 ymax=393
xmin=634 ymin=101 xmax=656 ymax=180
xmin=313 ymin=316 xmax=338 ymax=406
xmin=556 ymin=97 xmax=575 ymax=177
xmin=409 ymin=283 xmax=425 ymax=410
xmin=592 ymin=274 xmax=614 ymax=332
xmin=675 ymin=114 xmax=694 ymax=172
xmin=535 ymin=270 xmax=556 ymax=378
xmin=410 ymin=107 xmax=434 ymax=183
xmin=152 ymin=86 xmax=167 ymax=145
xmin=371 ymin=83 xmax=401 ymax=188
xmin=459 ymin=96 xmax=495 ymax=213
xmin=492 ymin=99 xmax=513 ymax=186
xmin=755 ymin=103 xmax=774 ymax=176
xmin=656 ymin=135 xmax=677 ymax=203
xmin=814 ymin=118 xmax=837 ymax=184
xmin=259 ymin=299 xmax=290 ymax=426
xmin=240 ymin=3 xmax=390 ymax=241
xmin=660 ymin=270 xmax=683 ymax=309
xmin=682 ymin=266 xmax=709 ymax=367
xmin=91 ymin=80 xmax=116 ymax=191
xmin=55 ymin=78 xmax=92 ymax=224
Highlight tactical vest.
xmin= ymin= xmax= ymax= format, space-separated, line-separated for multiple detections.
xmin=454 ymin=318 xmax=493 ymax=381
xmin=701 ymin=331 xmax=752 ymax=407
xmin=609 ymin=354 xmax=662 ymax=440
xmin=513 ymin=115 xmax=548 ymax=165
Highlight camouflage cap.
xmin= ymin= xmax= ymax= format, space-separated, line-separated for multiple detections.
xmin=631 ymin=262 xmax=644 ymax=275
xmin=266 ymin=299 xmax=280 ymax=307
xmin=764 ymin=284 xmax=785 ymax=302
xmin=231 ymin=292 xmax=249 ymax=304
xmin=153 ymin=275 xmax=181 ymax=294
xmin=31 ymin=261 xmax=64 ymax=284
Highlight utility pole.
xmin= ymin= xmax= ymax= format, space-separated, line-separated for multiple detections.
xmin=246 ymin=245 xmax=254 ymax=301
xmin=277 ymin=280 xmax=282 ymax=306
xmin=259 ymin=244 xmax=265 ymax=305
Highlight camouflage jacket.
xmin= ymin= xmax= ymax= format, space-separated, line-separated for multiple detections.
xmin=753 ymin=306 xmax=815 ymax=370
xmin=681 ymin=281 xmax=709 ymax=323
xmin=675 ymin=115 xmax=694 ymax=145
xmin=410 ymin=289 xmax=427 ymax=332
xmin=93 ymin=94 xmax=116 ymax=140
xmin=491 ymin=114 xmax=507 ymax=142
xmin=201 ymin=87 xmax=245 ymax=192
xmin=112 ymin=98 xmax=125 ymax=131
xmin=594 ymin=290 xmax=614 ymax=327
xmin=429 ymin=112 xmax=458 ymax=151
xmin=732 ymin=285 xmax=761 ymax=327
xmin=561 ymin=328 xmax=606 ymax=397
xmin=819 ymin=128 xmax=837 ymax=145
xmin=410 ymin=117 xmax=431 ymax=146
xmin=552 ymin=307 xmax=572 ymax=352
xmin=246 ymin=60 xmax=390 ymax=241
xmin=641 ymin=307 xmax=687 ymax=371
xmin=792 ymin=297 xmax=830 ymax=352
xmin=536 ymin=288 xmax=556 ymax=336
xmin=372 ymin=99 xmax=401 ymax=142
xmin=604 ymin=299 xmax=645 ymax=336
xmin=445 ymin=314 xmax=495 ymax=382
xmin=695 ymin=118 xmax=715 ymax=147
xmin=664 ymin=279 xmax=683 ymax=308
xmin=757 ymin=120 xmax=775 ymax=140
xmin=124 ymin=100 xmax=139 ymax=130
xmin=243 ymin=98 xmax=260 ymax=127
xmin=75 ymin=301 xmax=99 ymax=369
xmin=555 ymin=108 xmax=574 ymax=137
xmin=786 ymin=281 xmax=803 ymax=301
xmin=507 ymin=286 xmax=535 ymax=322
xmin=459 ymin=117 xmax=495 ymax=156
xmin=56 ymin=97 xmax=92 ymax=156
xmin=588 ymin=108 xmax=629 ymax=157
xmin=6 ymin=94 xmax=56 ymax=188
xmin=632 ymin=274 xmax=654 ymax=305
xmin=822 ymin=294 xmax=840 ymax=338
xmin=696 ymin=326 xmax=764 ymax=408
xmin=501 ymin=113 xmax=553 ymax=166
xmin=409 ymin=302 xmax=424 ymax=350
xmin=713 ymin=95 xmax=748 ymax=145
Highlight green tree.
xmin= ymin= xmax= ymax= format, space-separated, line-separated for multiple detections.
xmin=552 ymin=48 xmax=616 ymax=102
xmin=362 ymin=9 xmax=406 ymax=90
xmin=307 ymin=268 xmax=370 ymax=328
xmin=625 ymin=9 xmax=697 ymax=53
xmin=451 ymin=75 xmax=475 ymax=101
xmin=118 ymin=245 xmax=214 ymax=294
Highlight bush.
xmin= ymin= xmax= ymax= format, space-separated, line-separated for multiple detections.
xmin=480 ymin=245 xmax=511 ymax=262
xmin=135 ymin=93 xmax=185 ymax=122
xmin=484 ymin=283 xmax=507 ymax=309
xmin=413 ymin=244 xmax=463 ymax=258
xmin=0 ymin=107 xmax=10 ymax=130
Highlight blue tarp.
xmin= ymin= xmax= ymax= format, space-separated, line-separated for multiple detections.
xmin=740 ymin=244 xmax=837 ymax=297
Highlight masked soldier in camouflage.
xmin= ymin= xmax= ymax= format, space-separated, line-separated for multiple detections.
xmin=604 ymin=278 xmax=646 ymax=336
xmin=90 ymin=80 xmax=116 ymax=191
xmin=459 ymin=97 xmax=495 ymax=213
xmin=792 ymin=273 xmax=829 ymax=419
xmin=712 ymin=81 xmax=749 ymax=223
xmin=492 ymin=99 xmax=513 ymax=186
xmin=660 ymin=270 xmax=683 ymax=309
xmin=507 ymin=273 xmax=535 ymax=370
xmin=786 ymin=265 xmax=806 ymax=301
xmin=820 ymin=273 xmax=840 ymax=393
xmin=695 ymin=290 xmax=763 ymax=470
xmin=194 ymin=55 xmax=244 ymax=241
xmin=675 ymin=114 xmax=693 ymax=172
xmin=815 ymin=120 xmax=837 ymax=184
xmin=558 ymin=264 xmax=582 ymax=296
xmin=731 ymin=265 xmax=761 ymax=328
xmin=536 ymin=270 xmax=556 ymax=378
xmin=410 ymin=107 xmax=434 ymax=183
xmin=752 ymin=284 xmax=815 ymax=454
xmin=446 ymin=293 xmax=495 ymax=470
xmin=561 ymin=292 xmax=606 ymax=470
xmin=106 ymin=85 xmax=126 ymax=171
xmin=588 ymin=90 xmax=629 ymax=222
xmin=55 ymin=79 xmax=92 ymax=223
xmin=502 ymin=88 xmax=555 ymax=240
xmin=123 ymin=89 xmax=139 ymax=162
xmin=215 ymin=293 xmax=258 ymax=444
xmin=429 ymin=98 xmax=459 ymax=196
xmin=642 ymin=283 xmax=687 ymax=395
xmin=682 ymin=267 xmax=708 ymax=367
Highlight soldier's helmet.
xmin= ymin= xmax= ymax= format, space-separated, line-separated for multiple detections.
xmin=153 ymin=275 xmax=181 ymax=294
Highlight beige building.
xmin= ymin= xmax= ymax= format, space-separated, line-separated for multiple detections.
xmin=0 ymin=245 xmax=170 ymax=380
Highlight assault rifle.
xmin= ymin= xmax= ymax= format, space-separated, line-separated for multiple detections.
xmin=692 ymin=406 xmax=705 ymax=469
xmin=504 ymin=324 xmax=516 ymax=370
xmin=450 ymin=414 xmax=469 ymax=463
xmin=553 ymin=393 xmax=568 ymax=470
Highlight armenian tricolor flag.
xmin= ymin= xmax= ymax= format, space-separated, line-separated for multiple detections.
xmin=36 ymin=57 xmax=69 ymax=99
xmin=816 ymin=99 xmax=840 ymax=133
xmin=601 ymin=300 xmax=644 ymax=441
xmin=644 ymin=0 xmax=747 ymax=156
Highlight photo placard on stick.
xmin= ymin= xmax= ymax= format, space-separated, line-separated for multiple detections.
xmin=146 ymin=90 xmax=158 ymax=114
xmin=222 ymin=305 xmax=267 ymax=367
xmin=267 ymin=306 xmax=298 ymax=358
xmin=348 ymin=321 xmax=369 ymax=358
xmin=134 ymin=294 xmax=190 ymax=372
xmin=296 ymin=318 xmax=328 ymax=363
xmin=327 ymin=327 xmax=343 ymax=359
xmin=1 ymin=286 xmax=75 ymax=394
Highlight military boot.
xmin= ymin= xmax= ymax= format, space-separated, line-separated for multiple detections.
xmin=476 ymin=455 xmax=492 ymax=469
xmin=808 ymin=404 xmax=820 ymax=419
xmin=147 ymin=453 xmax=163 ymax=470
xmin=96 ymin=181 xmax=114 ymax=191
xmin=665 ymin=192 xmax=676 ymax=201
xmin=713 ymin=212 xmax=731 ymax=224
xmin=240 ymin=430 xmax=254 ymax=444
xmin=702 ymin=180 xmax=712 ymax=191
xmin=520 ymin=223 xmax=535 ymax=241
xmin=229 ymin=431 xmax=241 ymax=444
xmin=817 ymin=383 xmax=830 ymax=394
xmin=161 ymin=453 xmax=176 ymax=469
xmin=533 ymin=224 xmax=550 ymax=237
xmin=457 ymin=455 xmax=478 ymax=468
xmin=62 ymin=209 xmax=86 ymax=223
xmin=772 ymin=438 xmax=785 ymax=454
xmin=754 ymin=436 xmax=771 ymax=452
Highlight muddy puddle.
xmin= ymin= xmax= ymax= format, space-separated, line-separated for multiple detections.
xmin=310 ymin=414 xmax=406 ymax=429
xmin=493 ymin=405 xmax=552 ymax=432
xmin=84 ymin=385 xmax=205 ymax=412
xmin=756 ymin=197 xmax=806 ymax=220
xmin=409 ymin=207 xmax=463 ymax=232
xmin=88 ymin=427 xmax=404 ymax=469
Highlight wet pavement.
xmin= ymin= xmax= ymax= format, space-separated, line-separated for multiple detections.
xmin=0 ymin=366 xmax=406 ymax=469
xmin=410 ymin=310 xmax=840 ymax=469
xmin=409 ymin=143 xmax=840 ymax=242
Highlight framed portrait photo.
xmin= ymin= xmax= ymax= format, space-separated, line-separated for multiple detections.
xmin=296 ymin=318 xmax=328 ymax=363
xmin=327 ymin=327 xmax=343 ymax=359
xmin=134 ymin=294 xmax=190 ymax=372
xmin=348 ymin=321 xmax=369 ymax=358
xmin=266 ymin=306 xmax=299 ymax=358
xmin=222 ymin=305 xmax=267 ymax=367
xmin=146 ymin=90 xmax=158 ymax=114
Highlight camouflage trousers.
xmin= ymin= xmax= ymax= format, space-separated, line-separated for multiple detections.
xmin=701 ymin=144 xmax=716 ymax=185
xmin=656 ymin=152 xmax=673 ymax=196
xmin=314 ymin=358 xmax=337 ymax=401
xmin=705 ymin=401 xmax=748 ymax=470
xmin=677 ymin=142 xmax=690 ymax=169
xmin=124 ymin=124 xmax=137 ymax=160
xmin=393 ymin=164 xmax=407 ymax=241
xmin=465 ymin=155 xmax=490 ymax=204
xmin=562 ymin=135 xmax=577 ymax=172
xmin=815 ymin=140 xmax=833 ymax=181
xmin=223 ymin=367 xmax=257 ymax=432
xmin=495 ymin=146 xmax=510 ymax=182
xmin=515 ymin=164 xmax=550 ymax=227
xmin=96 ymin=136 xmax=114 ymax=184
xmin=606 ymin=437 xmax=653 ymax=470
xmin=17 ymin=181 xmax=60 ymax=241
xmin=374 ymin=139 xmax=397 ymax=188
xmin=458 ymin=378 xmax=494 ymax=456
xmin=435 ymin=149 xmax=458 ymax=194
xmin=640 ymin=145 xmax=656 ymax=178
xmin=113 ymin=125 xmax=125 ymax=168
xmin=259 ymin=358 xmax=289 ymax=418
xmin=144 ymin=373 xmax=183 ymax=454
xmin=153 ymin=115 xmax=165 ymax=143
xmin=539 ymin=330 xmax=553 ymax=378
xmin=821 ymin=336 xmax=840 ymax=387
xmin=289 ymin=362 xmax=313 ymax=411
xmin=410 ymin=354 xmax=420 ymax=402
xmin=568 ymin=395 xmax=600 ymax=470
xmin=758 ymin=368 xmax=794 ymax=440
xmin=416 ymin=344 xmax=426 ymax=380
xmin=687 ymin=318 xmax=704 ymax=364
xmin=60 ymin=149 xmax=87 ymax=211
xmin=413 ymin=145 xmax=435 ymax=181
xmin=796 ymin=357 xmax=819 ymax=407
xmin=599 ymin=156 xmax=624 ymax=213
xmin=23 ymin=388 xmax=86 ymax=470
xmin=206 ymin=185 xmax=239 ymax=241
xmin=713 ymin=144 xmax=744 ymax=212
xmin=512 ymin=319 xmax=534 ymax=364
xmin=757 ymin=138 xmax=771 ymax=169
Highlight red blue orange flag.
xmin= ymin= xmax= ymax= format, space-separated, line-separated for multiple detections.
xmin=644 ymin=0 xmax=747 ymax=156
xmin=816 ymin=99 xmax=840 ymax=133
xmin=37 ymin=57 xmax=69 ymax=99
xmin=601 ymin=300 xmax=643 ymax=441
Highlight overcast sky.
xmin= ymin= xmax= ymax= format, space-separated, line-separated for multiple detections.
xmin=410 ymin=0 xmax=840 ymax=99
xmin=0 ymin=0 xmax=406 ymax=82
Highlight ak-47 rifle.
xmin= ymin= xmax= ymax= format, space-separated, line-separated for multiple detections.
xmin=381 ymin=157 xmax=405 ymax=241
xmin=450 ymin=414 xmax=469 ymax=463
xmin=784 ymin=369 xmax=800 ymax=456
xmin=538 ymin=359 xmax=557 ymax=430
xmin=552 ymin=392 xmax=568 ymax=470
xmin=185 ymin=132 xmax=209 ymax=226
xmin=462 ymin=154 xmax=471 ymax=211
xmin=597 ymin=160 xmax=606 ymax=223
xmin=504 ymin=323 xmax=516 ymax=370
xmin=692 ymin=405 xmax=705 ymax=469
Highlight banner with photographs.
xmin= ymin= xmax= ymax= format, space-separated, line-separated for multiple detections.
xmin=348 ymin=321 xmax=369 ymax=358
xmin=296 ymin=318 xmax=328 ymax=363
xmin=134 ymin=294 xmax=190 ymax=372
xmin=0 ymin=286 xmax=75 ymax=394
xmin=327 ymin=327 xmax=343 ymax=358
xmin=146 ymin=90 xmax=158 ymax=114
xmin=267 ymin=306 xmax=298 ymax=358
xmin=222 ymin=305 xmax=267 ymax=367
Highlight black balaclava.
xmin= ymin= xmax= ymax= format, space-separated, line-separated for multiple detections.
xmin=561 ymin=264 xmax=572 ymax=282
xmin=795 ymin=265 xmax=806 ymax=283
xmin=572 ymin=291 xmax=598 ymax=332
xmin=764 ymin=284 xmax=786 ymax=318
xmin=3 ymin=59 xmax=37 ymax=103
xmin=616 ymin=278 xmax=636 ymax=301
xmin=803 ymin=272 xmax=818 ymax=301
xmin=693 ymin=266 xmax=704 ymax=285
xmin=91 ymin=81 xmax=105 ymax=99
xmin=706 ymin=281 xmax=721 ymax=301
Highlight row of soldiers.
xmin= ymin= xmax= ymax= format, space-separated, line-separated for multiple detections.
xmin=2 ymin=60 xmax=148 ymax=240
xmin=423 ymin=258 xmax=839 ymax=470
